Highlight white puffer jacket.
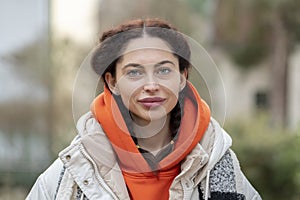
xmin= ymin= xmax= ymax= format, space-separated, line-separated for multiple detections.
xmin=26 ymin=112 xmax=262 ymax=200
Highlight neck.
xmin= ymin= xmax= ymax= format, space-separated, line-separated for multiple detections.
xmin=132 ymin=115 xmax=172 ymax=153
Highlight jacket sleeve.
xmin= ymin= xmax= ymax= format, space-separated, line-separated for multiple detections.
xmin=229 ymin=150 xmax=262 ymax=200
xmin=26 ymin=159 xmax=65 ymax=200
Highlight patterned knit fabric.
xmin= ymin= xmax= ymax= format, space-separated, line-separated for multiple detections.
xmin=54 ymin=166 xmax=66 ymax=200
xmin=198 ymin=150 xmax=246 ymax=200
xmin=210 ymin=150 xmax=236 ymax=193
xmin=76 ymin=186 xmax=89 ymax=200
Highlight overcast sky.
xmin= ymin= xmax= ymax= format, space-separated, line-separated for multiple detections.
xmin=0 ymin=0 xmax=48 ymax=102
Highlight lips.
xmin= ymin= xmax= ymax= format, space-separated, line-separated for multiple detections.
xmin=138 ymin=97 xmax=166 ymax=108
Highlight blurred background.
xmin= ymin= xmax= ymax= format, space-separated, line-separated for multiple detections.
xmin=0 ymin=0 xmax=299 ymax=199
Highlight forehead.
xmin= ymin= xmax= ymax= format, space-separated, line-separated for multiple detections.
xmin=124 ymin=37 xmax=172 ymax=53
xmin=120 ymin=37 xmax=177 ymax=64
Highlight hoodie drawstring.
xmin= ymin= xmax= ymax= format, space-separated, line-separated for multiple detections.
xmin=204 ymin=169 xmax=210 ymax=200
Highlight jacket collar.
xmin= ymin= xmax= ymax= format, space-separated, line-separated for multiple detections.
xmin=59 ymin=112 xmax=232 ymax=200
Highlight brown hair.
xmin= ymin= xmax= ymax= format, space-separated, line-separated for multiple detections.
xmin=91 ymin=18 xmax=191 ymax=85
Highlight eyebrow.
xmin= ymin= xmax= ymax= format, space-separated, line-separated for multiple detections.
xmin=154 ymin=60 xmax=175 ymax=67
xmin=122 ymin=60 xmax=175 ymax=70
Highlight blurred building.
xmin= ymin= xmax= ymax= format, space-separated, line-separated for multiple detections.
xmin=288 ymin=46 xmax=300 ymax=130
xmin=211 ymin=47 xmax=300 ymax=130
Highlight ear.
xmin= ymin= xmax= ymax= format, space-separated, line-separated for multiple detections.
xmin=180 ymin=69 xmax=188 ymax=91
xmin=104 ymin=72 xmax=120 ymax=95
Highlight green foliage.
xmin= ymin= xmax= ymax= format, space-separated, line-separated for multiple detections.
xmin=0 ymin=171 xmax=41 ymax=190
xmin=279 ymin=0 xmax=300 ymax=42
xmin=228 ymin=39 xmax=267 ymax=69
xmin=256 ymin=0 xmax=300 ymax=41
xmin=225 ymin=115 xmax=300 ymax=200
xmin=213 ymin=0 xmax=300 ymax=68
xmin=187 ymin=0 xmax=207 ymax=14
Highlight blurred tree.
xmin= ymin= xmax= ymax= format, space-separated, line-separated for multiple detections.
xmin=50 ymin=37 xmax=90 ymax=152
xmin=209 ymin=0 xmax=300 ymax=128
xmin=0 ymin=37 xmax=52 ymax=187
xmin=1 ymin=37 xmax=51 ymax=136
xmin=226 ymin=116 xmax=300 ymax=200
xmin=4 ymin=35 xmax=90 ymax=156
xmin=3 ymin=37 xmax=50 ymax=87
xmin=98 ymin=0 xmax=201 ymax=35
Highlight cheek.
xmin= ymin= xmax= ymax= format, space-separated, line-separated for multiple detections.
xmin=117 ymin=84 xmax=140 ymax=108
xmin=116 ymin=76 xmax=140 ymax=100
xmin=167 ymin=89 xmax=180 ymax=107
xmin=160 ymin=78 xmax=181 ymax=96
xmin=118 ymin=90 xmax=133 ymax=108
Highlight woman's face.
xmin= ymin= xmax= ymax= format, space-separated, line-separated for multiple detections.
xmin=105 ymin=37 xmax=186 ymax=125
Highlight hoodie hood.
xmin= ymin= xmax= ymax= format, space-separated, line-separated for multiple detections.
xmin=73 ymin=111 xmax=232 ymax=200
xmin=90 ymin=81 xmax=211 ymax=173
xmin=72 ymin=109 xmax=232 ymax=200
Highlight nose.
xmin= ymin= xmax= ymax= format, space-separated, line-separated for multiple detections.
xmin=143 ymin=82 xmax=159 ymax=92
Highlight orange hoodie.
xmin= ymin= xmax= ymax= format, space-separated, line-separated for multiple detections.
xmin=91 ymin=81 xmax=210 ymax=200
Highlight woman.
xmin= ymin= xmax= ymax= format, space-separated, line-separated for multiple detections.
xmin=26 ymin=18 xmax=261 ymax=200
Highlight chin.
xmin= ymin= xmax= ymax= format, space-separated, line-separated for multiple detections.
xmin=143 ymin=110 xmax=169 ymax=122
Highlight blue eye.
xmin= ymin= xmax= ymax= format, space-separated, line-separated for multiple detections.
xmin=157 ymin=67 xmax=171 ymax=75
xmin=126 ymin=69 xmax=142 ymax=77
